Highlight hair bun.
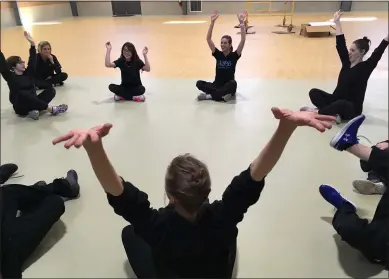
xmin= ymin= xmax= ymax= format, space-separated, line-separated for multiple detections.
xmin=362 ymin=36 xmax=371 ymax=44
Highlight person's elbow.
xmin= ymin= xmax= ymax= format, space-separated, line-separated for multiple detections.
xmin=105 ymin=63 xmax=114 ymax=68
xmin=143 ymin=65 xmax=150 ymax=72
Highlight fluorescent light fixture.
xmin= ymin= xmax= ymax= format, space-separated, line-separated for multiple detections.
xmin=32 ymin=21 xmax=61 ymax=26
xmin=328 ymin=17 xmax=377 ymax=22
xmin=163 ymin=20 xmax=207 ymax=24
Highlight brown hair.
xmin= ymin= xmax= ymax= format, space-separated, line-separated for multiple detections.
xmin=121 ymin=42 xmax=139 ymax=61
xmin=6 ymin=56 xmax=22 ymax=68
xmin=222 ymin=35 xmax=233 ymax=51
xmin=353 ymin=36 xmax=371 ymax=55
xmin=165 ymin=154 xmax=211 ymax=214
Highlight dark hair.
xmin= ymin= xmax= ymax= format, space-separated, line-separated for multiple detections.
xmin=165 ymin=154 xmax=211 ymax=214
xmin=6 ymin=56 xmax=22 ymax=68
xmin=221 ymin=35 xmax=233 ymax=51
xmin=353 ymin=36 xmax=371 ymax=55
xmin=120 ymin=42 xmax=139 ymax=61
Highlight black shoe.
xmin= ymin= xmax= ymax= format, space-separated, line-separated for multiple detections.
xmin=64 ymin=169 xmax=80 ymax=200
xmin=0 ymin=163 xmax=18 ymax=184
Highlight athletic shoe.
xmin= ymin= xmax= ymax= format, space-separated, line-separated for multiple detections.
xmin=0 ymin=163 xmax=18 ymax=184
xmin=300 ymin=106 xmax=318 ymax=112
xmin=64 ymin=169 xmax=80 ymax=199
xmin=27 ymin=110 xmax=39 ymax=120
xmin=132 ymin=95 xmax=146 ymax=102
xmin=335 ymin=114 xmax=342 ymax=125
xmin=197 ymin=93 xmax=207 ymax=101
xmin=352 ymin=180 xmax=386 ymax=195
xmin=330 ymin=114 xmax=365 ymax=151
xmin=51 ymin=104 xmax=68 ymax=115
xmin=319 ymin=184 xmax=356 ymax=211
xmin=114 ymin=95 xmax=125 ymax=101
xmin=222 ymin=94 xmax=233 ymax=102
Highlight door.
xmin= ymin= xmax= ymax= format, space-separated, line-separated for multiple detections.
xmin=339 ymin=1 xmax=352 ymax=12
xmin=111 ymin=1 xmax=141 ymax=16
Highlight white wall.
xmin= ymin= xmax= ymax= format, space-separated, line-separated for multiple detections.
xmin=77 ymin=1 xmax=113 ymax=17
xmin=18 ymin=3 xmax=72 ymax=24
xmin=352 ymin=1 xmax=388 ymax=11
xmin=1 ymin=8 xmax=17 ymax=28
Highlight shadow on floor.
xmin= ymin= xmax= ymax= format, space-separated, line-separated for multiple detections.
xmin=123 ymin=260 xmax=137 ymax=278
xmin=333 ymin=234 xmax=384 ymax=278
xmin=22 ymin=220 xmax=67 ymax=272
xmin=320 ymin=217 xmax=384 ymax=277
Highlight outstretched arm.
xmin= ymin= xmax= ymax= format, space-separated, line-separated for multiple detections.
xmin=333 ymin=11 xmax=350 ymax=67
xmin=105 ymin=42 xmax=115 ymax=68
xmin=207 ymin=11 xmax=219 ymax=53
xmin=216 ymin=108 xmax=336 ymax=224
xmin=52 ymin=124 xmax=158 ymax=229
xmin=365 ymin=33 xmax=389 ymax=70
xmin=235 ymin=11 xmax=247 ymax=56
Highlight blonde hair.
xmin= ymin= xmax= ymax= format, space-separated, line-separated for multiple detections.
xmin=37 ymin=41 xmax=51 ymax=53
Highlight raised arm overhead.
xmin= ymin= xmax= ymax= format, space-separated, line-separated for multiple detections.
xmin=206 ymin=11 xmax=219 ymax=53
xmin=105 ymin=42 xmax=116 ymax=68
xmin=235 ymin=11 xmax=247 ymax=56
xmin=333 ymin=11 xmax=350 ymax=67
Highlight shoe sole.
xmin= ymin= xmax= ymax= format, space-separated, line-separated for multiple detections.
xmin=320 ymin=185 xmax=356 ymax=209
xmin=330 ymin=114 xmax=365 ymax=149
xmin=352 ymin=180 xmax=384 ymax=195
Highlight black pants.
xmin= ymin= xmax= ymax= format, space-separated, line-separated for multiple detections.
xmin=360 ymin=145 xmax=389 ymax=185
xmin=196 ymin=80 xmax=237 ymax=101
xmin=121 ymin=225 xmax=237 ymax=278
xmin=109 ymin=84 xmax=145 ymax=100
xmin=309 ymin=88 xmax=358 ymax=120
xmin=1 ymin=182 xmax=66 ymax=278
xmin=13 ymin=87 xmax=56 ymax=116
xmin=333 ymin=147 xmax=389 ymax=267
xmin=35 ymin=73 xmax=68 ymax=89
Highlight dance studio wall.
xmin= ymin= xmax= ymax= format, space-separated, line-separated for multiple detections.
xmin=17 ymin=2 xmax=72 ymax=25
xmin=1 ymin=2 xmax=16 ymax=28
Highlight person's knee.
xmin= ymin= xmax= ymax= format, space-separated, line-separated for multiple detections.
xmin=138 ymin=86 xmax=146 ymax=95
xmin=46 ymin=195 xmax=65 ymax=218
xmin=309 ymin=88 xmax=319 ymax=100
xmin=49 ymin=87 xmax=57 ymax=99
xmin=60 ymin=72 xmax=68 ymax=82
xmin=108 ymin=84 xmax=116 ymax=93
xmin=121 ymin=225 xmax=135 ymax=246
xmin=196 ymin=80 xmax=204 ymax=89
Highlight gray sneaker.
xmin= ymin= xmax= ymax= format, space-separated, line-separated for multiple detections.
xmin=222 ymin=94 xmax=232 ymax=102
xmin=197 ymin=93 xmax=208 ymax=101
xmin=27 ymin=110 xmax=39 ymax=120
xmin=335 ymin=114 xmax=342 ymax=125
xmin=352 ymin=180 xmax=386 ymax=195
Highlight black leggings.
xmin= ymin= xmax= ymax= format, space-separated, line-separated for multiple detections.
xmin=1 ymin=182 xmax=66 ymax=278
xmin=13 ymin=87 xmax=56 ymax=116
xmin=121 ymin=225 xmax=237 ymax=278
xmin=309 ymin=88 xmax=358 ymax=120
xmin=360 ymin=144 xmax=389 ymax=185
xmin=35 ymin=72 xmax=68 ymax=89
xmin=332 ymin=147 xmax=389 ymax=267
xmin=196 ymin=80 xmax=237 ymax=101
xmin=109 ymin=84 xmax=145 ymax=100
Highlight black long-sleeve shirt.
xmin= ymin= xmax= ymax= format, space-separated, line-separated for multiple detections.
xmin=107 ymin=167 xmax=265 ymax=278
xmin=35 ymin=54 xmax=62 ymax=80
xmin=333 ymin=35 xmax=388 ymax=114
xmin=0 ymin=46 xmax=37 ymax=104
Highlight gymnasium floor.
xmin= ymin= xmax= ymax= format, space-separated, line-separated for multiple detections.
xmin=1 ymin=12 xmax=388 ymax=278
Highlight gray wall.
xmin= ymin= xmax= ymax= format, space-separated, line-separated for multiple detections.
xmin=18 ymin=3 xmax=72 ymax=24
xmin=77 ymin=1 xmax=113 ymax=17
xmin=141 ymin=1 xmax=182 ymax=15
xmin=351 ymin=1 xmax=388 ymax=11
xmin=1 ymin=8 xmax=16 ymax=28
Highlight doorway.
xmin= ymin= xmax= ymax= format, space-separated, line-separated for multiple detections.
xmin=111 ymin=1 xmax=142 ymax=16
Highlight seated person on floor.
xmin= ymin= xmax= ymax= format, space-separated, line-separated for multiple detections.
xmin=320 ymin=115 xmax=388 ymax=269
xmin=0 ymin=32 xmax=68 ymax=121
xmin=35 ymin=41 xmax=68 ymax=89
xmin=1 ymin=166 xmax=80 ymax=278
xmin=301 ymin=11 xmax=389 ymax=124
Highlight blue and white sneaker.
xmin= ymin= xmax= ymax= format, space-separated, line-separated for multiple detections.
xmin=319 ymin=184 xmax=356 ymax=211
xmin=330 ymin=114 xmax=365 ymax=151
